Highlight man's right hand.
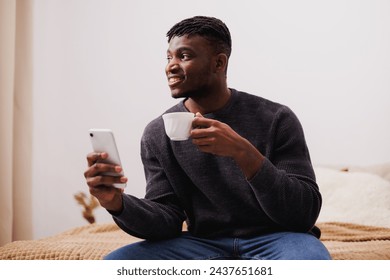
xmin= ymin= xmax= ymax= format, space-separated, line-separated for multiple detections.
xmin=84 ymin=152 xmax=128 ymax=213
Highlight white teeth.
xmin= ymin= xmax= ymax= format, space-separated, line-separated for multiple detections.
xmin=169 ymin=77 xmax=182 ymax=85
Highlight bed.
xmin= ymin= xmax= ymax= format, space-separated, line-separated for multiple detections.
xmin=1 ymin=164 xmax=390 ymax=260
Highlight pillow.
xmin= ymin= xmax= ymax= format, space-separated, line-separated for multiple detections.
xmin=320 ymin=163 xmax=390 ymax=182
xmin=315 ymin=167 xmax=390 ymax=228
xmin=343 ymin=163 xmax=390 ymax=182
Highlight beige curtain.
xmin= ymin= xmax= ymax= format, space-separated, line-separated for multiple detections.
xmin=0 ymin=0 xmax=33 ymax=246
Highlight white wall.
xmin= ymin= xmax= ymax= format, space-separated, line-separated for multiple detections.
xmin=32 ymin=0 xmax=390 ymax=239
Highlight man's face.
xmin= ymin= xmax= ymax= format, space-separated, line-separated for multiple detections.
xmin=166 ymin=35 xmax=217 ymax=99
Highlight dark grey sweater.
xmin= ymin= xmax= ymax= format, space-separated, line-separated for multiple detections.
xmin=112 ymin=89 xmax=321 ymax=240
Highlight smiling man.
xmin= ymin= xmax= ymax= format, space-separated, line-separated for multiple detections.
xmin=84 ymin=16 xmax=331 ymax=260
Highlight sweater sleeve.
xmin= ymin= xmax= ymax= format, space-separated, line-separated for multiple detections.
xmin=248 ymin=106 xmax=321 ymax=232
xmin=110 ymin=131 xmax=186 ymax=240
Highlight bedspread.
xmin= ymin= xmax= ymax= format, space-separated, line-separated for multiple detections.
xmin=1 ymin=222 xmax=390 ymax=260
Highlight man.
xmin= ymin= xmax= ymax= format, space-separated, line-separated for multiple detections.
xmin=84 ymin=16 xmax=331 ymax=260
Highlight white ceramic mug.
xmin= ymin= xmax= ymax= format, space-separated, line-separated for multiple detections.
xmin=162 ymin=112 xmax=195 ymax=141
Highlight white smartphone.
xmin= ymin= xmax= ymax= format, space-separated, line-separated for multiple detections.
xmin=89 ymin=128 xmax=126 ymax=188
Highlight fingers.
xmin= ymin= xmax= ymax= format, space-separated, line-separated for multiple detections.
xmin=84 ymin=151 xmax=127 ymax=188
xmin=190 ymin=113 xmax=242 ymax=157
xmin=84 ymin=152 xmax=126 ymax=212
xmin=191 ymin=112 xmax=214 ymax=139
xmin=86 ymin=152 xmax=108 ymax=167
xmin=84 ymin=161 xmax=122 ymax=178
xmin=192 ymin=136 xmax=216 ymax=146
xmin=86 ymin=174 xmax=127 ymax=188
xmin=191 ymin=115 xmax=219 ymax=152
xmin=191 ymin=120 xmax=222 ymax=140
xmin=192 ymin=113 xmax=214 ymax=129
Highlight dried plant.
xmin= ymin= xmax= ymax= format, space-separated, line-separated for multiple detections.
xmin=74 ymin=192 xmax=100 ymax=224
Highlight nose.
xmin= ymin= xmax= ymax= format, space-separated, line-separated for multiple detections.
xmin=166 ymin=58 xmax=180 ymax=74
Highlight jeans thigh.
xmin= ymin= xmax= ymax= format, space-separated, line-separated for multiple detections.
xmin=104 ymin=233 xmax=235 ymax=260
xmin=239 ymin=232 xmax=332 ymax=260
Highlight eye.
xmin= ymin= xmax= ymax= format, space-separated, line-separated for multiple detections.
xmin=166 ymin=55 xmax=172 ymax=62
xmin=181 ymin=53 xmax=192 ymax=61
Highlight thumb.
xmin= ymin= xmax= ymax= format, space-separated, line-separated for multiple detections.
xmin=192 ymin=112 xmax=212 ymax=129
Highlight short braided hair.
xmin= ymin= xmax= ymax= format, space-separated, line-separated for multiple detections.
xmin=166 ymin=16 xmax=232 ymax=58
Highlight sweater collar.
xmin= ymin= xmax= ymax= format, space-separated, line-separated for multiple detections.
xmin=177 ymin=88 xmax=238 ymax=117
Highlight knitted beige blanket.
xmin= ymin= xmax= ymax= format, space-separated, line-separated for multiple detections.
xmin=319 ymin=222 xmax=390 ymax=260
xmin=0 ymin=223 xmax=140 ymax=260
xmin=1 ymin=222 xmax=390 ymax=260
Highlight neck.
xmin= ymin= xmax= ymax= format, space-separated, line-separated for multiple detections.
xmin=184 ymin=87 xmax=231 ymax=115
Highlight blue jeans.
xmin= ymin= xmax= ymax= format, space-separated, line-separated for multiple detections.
xmin=104 ymin=231 xmax=331 ymax=260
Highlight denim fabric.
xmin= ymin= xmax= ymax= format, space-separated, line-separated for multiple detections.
xmin=104 ymin=231 xmax=331 ymax=260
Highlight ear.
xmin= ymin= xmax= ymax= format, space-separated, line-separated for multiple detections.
xmin=214 ymin=53 xmax=228 ymax=73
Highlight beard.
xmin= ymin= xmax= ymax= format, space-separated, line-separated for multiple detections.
xmin=170 ymin=82 xmax=211 ymax=100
